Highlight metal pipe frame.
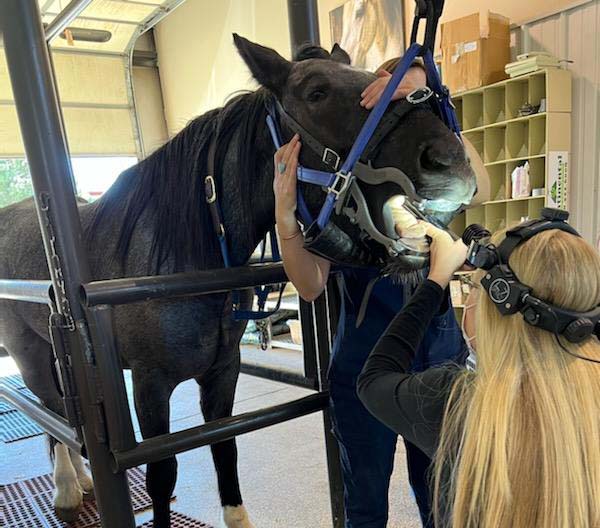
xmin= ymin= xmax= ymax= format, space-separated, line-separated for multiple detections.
xmin=313 ymin=289 xmax=346 ymax=528
xmin=0 ymin=279 xmax=53 ymax=304
xmin=0 ymin=384 xmax=82 ymax=453
xmin=1 ymin=1 xmax=346 ymax=527
xmin=2 ymin=2 xmax=136 ymax=526
xmin=240 ymin=362 xmax=318 ymax=390
xmin=112 ymin=392 xmax=328 ymax=471
xmin=82 ymin=262 xmax=288 ymax=307
xmin=287 ymin=0 xmax=320 ymax=57
xmin=45 ymin=0 xmax=93 ymax=42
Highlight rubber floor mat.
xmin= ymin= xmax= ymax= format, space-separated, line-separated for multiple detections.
xmin=0 ymin=407 xmax=44 ymax=442
xmin=1 ymin=467 xmax=161 ymax=527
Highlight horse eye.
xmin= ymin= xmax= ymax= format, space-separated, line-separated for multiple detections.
xmin=307 ymin=89 xmax=327 ymax=103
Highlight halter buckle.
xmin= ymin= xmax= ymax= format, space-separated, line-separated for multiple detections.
xmin=406 ymin=86 xmax=434 ymax=105
xmin=328 ymin=170 xmax=353 ymax=198
xmin=205 ymin=175 xmax=217 ymax=204
xmin=322 ymin=147 xmax=341 ymax=171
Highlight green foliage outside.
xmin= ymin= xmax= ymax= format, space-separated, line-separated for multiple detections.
xmin=0 ymin=159 xmax=33 ymax=208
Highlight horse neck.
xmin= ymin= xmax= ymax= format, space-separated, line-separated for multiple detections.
xmin=215 ymin=112 xmax=276 ymax=267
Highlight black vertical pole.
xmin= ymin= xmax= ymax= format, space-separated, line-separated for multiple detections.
xmin=0 ymin=2 xmax=136 ymax=527
xmin=313 ymin=290 xmax=346 ymax=528
xmin=299 ymin=298 xmax=318 ymax=380
xmin=287 ymin=0 xmax=320 ymax=57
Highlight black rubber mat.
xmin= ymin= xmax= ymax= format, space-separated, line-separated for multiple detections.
xmin=1 ymin=467 xmax=160 ymax=528
xmin=138 ymin=511 xmax=213 ymax=528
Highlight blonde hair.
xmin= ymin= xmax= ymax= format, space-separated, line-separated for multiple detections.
xmin=434 ymin=228 xmax=600 ymax=528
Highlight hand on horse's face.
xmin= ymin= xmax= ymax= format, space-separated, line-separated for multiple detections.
xmin=360 ymin=66 xmax=427 ymax=110
xmin=274 ymin=134 xmax=301 ymax=237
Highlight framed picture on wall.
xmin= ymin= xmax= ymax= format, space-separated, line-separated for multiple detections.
xmin=329 ymin=0 xmax=405 ymax=71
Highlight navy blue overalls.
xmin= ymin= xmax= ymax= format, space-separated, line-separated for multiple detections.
xmin=328 ymin=268 xmax=466 ymax=528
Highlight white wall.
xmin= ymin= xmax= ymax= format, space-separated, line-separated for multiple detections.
xmin=514 ymin=0 xmax=600 ymax=244
xmin=154 ymin=0 xmax=290 ymax=136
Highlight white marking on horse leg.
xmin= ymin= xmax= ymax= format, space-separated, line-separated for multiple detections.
xmin=223 ymin=505 xmax=255 ymax=528
xmin=69 ymin=448 xmax=94 ymax=496
xmin=53 ymin=443 xmax=83 ymax=522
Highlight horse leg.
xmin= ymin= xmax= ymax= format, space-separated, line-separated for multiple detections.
xmin=69 ymin=448 xmax=95 ymax=500
xmin=53 ymin=442 xmax=84 ymax=522
xmin=133 ymin=369 xmax=176 ymax=528
xmin=4 ymin=324 xmax=84 ymax=522
xmin=197 ymin=368 xmax=254 ymax=528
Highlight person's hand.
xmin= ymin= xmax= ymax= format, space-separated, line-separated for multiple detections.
xmin=423 ymin=222 xmax=468 ymax=289
xmin=360 ymin=66 xmax=427 ymax=110
xmin=274 ymin=134 xmax=301 ymax=238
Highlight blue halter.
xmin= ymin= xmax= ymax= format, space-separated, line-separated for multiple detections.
xmin=266 ymin=41 xmax=461 ymax=232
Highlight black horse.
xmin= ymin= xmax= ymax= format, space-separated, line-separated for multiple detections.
xmin=0 ymin=36 xmax=475 ymax=528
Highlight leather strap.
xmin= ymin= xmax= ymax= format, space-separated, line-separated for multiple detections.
xmin=204 ymin=139 xmax=225 ymax=239
xmin=273 ymin=99 xmax=342 ymax=171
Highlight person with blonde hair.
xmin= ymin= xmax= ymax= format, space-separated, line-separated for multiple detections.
xmin=358 ymin=217 xmax=600 ymax=527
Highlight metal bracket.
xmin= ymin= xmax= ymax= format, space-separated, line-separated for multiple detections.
xmin=40 ymin=192 xmax=75 ymax=332
xmin=205 ymin=175 xmax=217 ymax=204
xmin=322 ymin=147 xmax=341 ymax=171
xmin=328 ymin=171 xmax=353 ymax=199
xmin=49 ymin=312 xmax=83 ymax=427
xmin=406 ymin=86 xmax=434 ymax=105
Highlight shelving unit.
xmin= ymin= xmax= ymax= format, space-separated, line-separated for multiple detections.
xmin=450 ymin=68 xmax=572 ymax=236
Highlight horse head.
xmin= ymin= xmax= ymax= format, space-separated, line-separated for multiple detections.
xmin=234 ymin=35 xmax=476 ymax=275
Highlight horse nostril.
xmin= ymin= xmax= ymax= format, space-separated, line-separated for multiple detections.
xmin=420 ymin=145 xmax=454 ymax=172
xmin=419 ymin=139 xmax=463 ymax=173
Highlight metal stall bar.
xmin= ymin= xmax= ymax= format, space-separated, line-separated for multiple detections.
xmin=313 ymin=289 xmax=346 ymax=528
xmin=286 ymin=5 xmax=345 ymax=525
xmin=0 ymin=279 xmax=53 ymax=304
xmin=0 ymin=385 xmax=82 ymax=453
xmin=45 ymin=0 xmax=93 ymax=42
xmin=287 ymin=0 xmax=320 ymax=56
xmin=239 ymin=363 xmax=318 ymax=389
xmin=0 ymin=2 xmax=136 ymax=526
xmin=82 ymin=263 xmax=288 ymax=307
xmin=112 ymin=392 xmax=328 ymax=471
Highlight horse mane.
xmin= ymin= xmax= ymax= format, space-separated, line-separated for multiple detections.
xmin=87 ymin=89 xmax=271 ymax=274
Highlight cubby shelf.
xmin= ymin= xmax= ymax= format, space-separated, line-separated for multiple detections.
xmin=449 ymin=68 xmax=572 ymax=240
xmin=462 ymin=112 xmax=548 ymax=134
xmin=484 ymin=153 xmax=545 ymax=167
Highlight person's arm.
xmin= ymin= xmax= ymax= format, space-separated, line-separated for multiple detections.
xmin=357 ymin=223 xmax=468 ymax=454
xmin=274 ymin=135 xmax=330 ymax=302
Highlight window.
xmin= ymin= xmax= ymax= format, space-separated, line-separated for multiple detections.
xmin=0 ymin=156 xmax=137 ymax=207
xmin=71 ymin=157 xmax=137 ymax=201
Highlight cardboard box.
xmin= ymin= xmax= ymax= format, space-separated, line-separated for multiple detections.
xmin=441 ymin=11 xmax=510 ymax=94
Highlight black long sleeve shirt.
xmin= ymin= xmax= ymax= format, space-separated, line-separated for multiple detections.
xmin=357 ymin=279 xmax=464 ymax=458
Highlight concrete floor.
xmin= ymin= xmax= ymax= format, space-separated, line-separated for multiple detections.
xmin=0 ymin=350 xmax=422 ymax=528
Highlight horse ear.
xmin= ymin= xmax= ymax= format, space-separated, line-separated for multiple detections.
xmin=233 ymin=33 xmax=292 ymax=96
xmin=330 ymin=43 xmax=351 ymax=65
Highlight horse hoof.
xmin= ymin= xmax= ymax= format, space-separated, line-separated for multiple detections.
xmin=82 ymin=488 xmax=95 ymax=502
xmin=55 ymin=504 xmax=82 ymax=524
xmin=223 ymin=505 xmax=255 ymax=528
